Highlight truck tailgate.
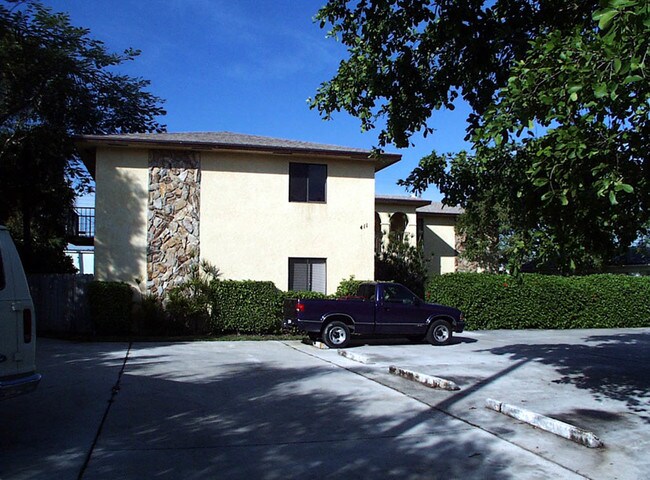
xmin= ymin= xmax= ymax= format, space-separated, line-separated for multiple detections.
xmin=283 ymin=299 xmax=298 ymax=321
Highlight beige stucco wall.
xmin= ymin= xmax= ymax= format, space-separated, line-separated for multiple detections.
xmin=94 ymin=147 xmax=149 ymax=285
xmin=93 ymin=144 xmax=459 ymax=289
xmin=200 ymin=152 xmax=375 ymax=293
xmin=421 ymin=214 xmax=457 ymax=275
xmin=375 ymin=203 xmax=419 ymax=248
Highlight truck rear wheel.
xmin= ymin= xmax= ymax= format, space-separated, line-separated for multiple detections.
xmin=322 ymin=321 xmax=351 ymax=348
xmin=426 ymin=319 xmax=453 ymax=346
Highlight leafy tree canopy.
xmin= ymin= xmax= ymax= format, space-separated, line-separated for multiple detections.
xmin=312 ymin=0 xmax=648 ymax=274
xmin=376 ymin=232 xmax=428 ymax=297
xmin=0 ymin=0 xmax=165 ymax=272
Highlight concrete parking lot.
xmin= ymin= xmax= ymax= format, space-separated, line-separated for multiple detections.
xmin=1 ymin=328 xmax=649 ymax=479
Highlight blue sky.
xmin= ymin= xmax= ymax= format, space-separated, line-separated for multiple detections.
xmin=43 ymin=0 xmax=471 ymax=204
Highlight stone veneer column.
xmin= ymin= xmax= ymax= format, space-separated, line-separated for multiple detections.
xmin=455 ymin=231 xmax=480 ymax=272
xmin=147 ymin=150 xmax=201 ymax=296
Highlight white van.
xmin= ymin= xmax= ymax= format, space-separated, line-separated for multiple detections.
xmin=0 ymin=226 xmax=41 ymax=399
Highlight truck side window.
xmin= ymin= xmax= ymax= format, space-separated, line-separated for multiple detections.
xmin=383 ymin=286 xmax=399 ymax=303
xmin=0 ymin=248 xmax=5 ymax=291
xmin=383 ymin=284 xmax=416 ymax=304
xmin=357 ymin=284 xmax=375 ymax=301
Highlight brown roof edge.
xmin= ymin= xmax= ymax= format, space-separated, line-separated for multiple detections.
xmin=73 ymin=134 xmax=402 ymax=172
xmin=375 ymin=195 xmax=432 ymax=207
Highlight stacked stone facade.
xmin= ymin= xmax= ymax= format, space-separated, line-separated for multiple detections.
xmin=455 ymin=231 xmax=480 ymax=272
xmin=147 ymin=150 xmax=201 ymax=296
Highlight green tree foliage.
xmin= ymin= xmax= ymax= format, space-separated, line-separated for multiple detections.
xmin=313 ymin=0 xmax=648 ymax=274
xmin=375 ymin=232 xmax=428 ymax=297
xmin=0 ymin=0 xmax=165 ymax=271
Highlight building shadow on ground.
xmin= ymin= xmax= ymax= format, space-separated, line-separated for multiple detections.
xmin=84 ymin=344 xmax=514 ymax=479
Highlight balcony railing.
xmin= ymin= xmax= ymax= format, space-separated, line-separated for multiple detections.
xmin=67 ymin=207 xmax=95 ymax=246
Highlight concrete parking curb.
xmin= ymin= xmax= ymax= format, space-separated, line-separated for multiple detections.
xmin=485 ymin=398 xmax=604 ymax=449
xmin=388 ymin=366 xmax=460 ymax=391
xmin=338 ymin=350 xmax=372 ymax=364
xmin=301 ymin=339 xmax=328 ymax=349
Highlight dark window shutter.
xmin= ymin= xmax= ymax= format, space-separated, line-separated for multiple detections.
xmin=308 ymin=164 xmax=327 ymax=202
xmin=289 ymin=163 xmax=308 ymax=202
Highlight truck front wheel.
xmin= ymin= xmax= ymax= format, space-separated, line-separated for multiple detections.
xmin=322 ymin=321 xmax=351 ymax=348
xmin=426 ymin=319 xmax=453 ymax=346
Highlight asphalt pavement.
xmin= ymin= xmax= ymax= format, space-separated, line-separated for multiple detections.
xmin=1 ymin=328 xmax=649 ymax=479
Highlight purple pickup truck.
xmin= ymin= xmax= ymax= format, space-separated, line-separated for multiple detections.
xmin=283 ymin=282 xmax=465 ymax=348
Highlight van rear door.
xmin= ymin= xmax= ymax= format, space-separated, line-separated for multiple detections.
xmin=0 ymin=229 xmax=36 ymax=378
xmin=0 ymin=239 xmax=20 ymax=377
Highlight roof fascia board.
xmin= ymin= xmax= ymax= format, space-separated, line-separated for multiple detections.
xmin=75 ymin=135 xmax=401 ymax=172
xmin=375 ymin=198 xmax=431 ymax=207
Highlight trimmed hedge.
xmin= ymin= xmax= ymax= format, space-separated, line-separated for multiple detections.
xmin=211 ymin=281 xmax=282 ymax=334
xmin=280 ymin=290 xmax=330 ymax=301
xmin=88 ymin=281 xmax=134 ymax=334
xmin=426 ymin=273 xmax=650 ymax=330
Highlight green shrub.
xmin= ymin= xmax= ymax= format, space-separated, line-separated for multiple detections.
xmin=426 ymin=273 xmax=650 ymax=330
xmin=335 ymin=276 xmax=371 ymax=297
xmin=279 ymin=290 xmax=330 ymax=302
xmin=165 ymin=287 xmax=214 ymax=335
xmin=211 ymin=281 xmax=282 ymax=334
xmin=164 ymin=260 xmax=221 ymax=335
xmin=88 ymin=281 xmax=133 ymax=335
xmin=132 ymin=294 xmax=170 ymax=335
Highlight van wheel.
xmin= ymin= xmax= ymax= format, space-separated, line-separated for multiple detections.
xmin=322 ymin=321 xmax=351 ymax=348
xmin=426 ymin=319 xmax=453 ymax=346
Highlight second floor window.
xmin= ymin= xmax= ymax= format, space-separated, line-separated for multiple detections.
xmin=289 ymin=163 xmax=327 ymax=203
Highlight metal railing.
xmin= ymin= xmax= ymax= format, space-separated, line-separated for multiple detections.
xmin=75 ymin=207 xmax=95 ymax=238
xmin=67 ymin=207 xmax=95 ymax=244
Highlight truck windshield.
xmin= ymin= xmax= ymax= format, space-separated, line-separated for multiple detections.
xmin=382 ymin=284 xmax=419 ymax=305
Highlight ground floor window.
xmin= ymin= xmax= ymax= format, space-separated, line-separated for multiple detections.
xmin=289 ymin=258 xmax=326 ymax=293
